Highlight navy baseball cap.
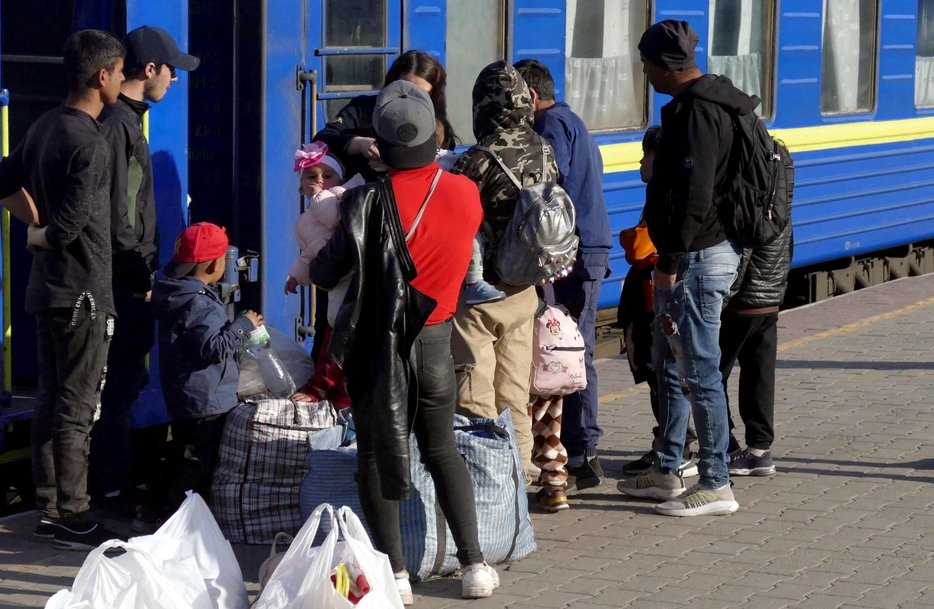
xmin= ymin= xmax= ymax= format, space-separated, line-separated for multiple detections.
xmin=124 ymin=26 xmax=200 ymax=72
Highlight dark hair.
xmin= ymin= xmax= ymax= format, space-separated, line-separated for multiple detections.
xmin=513 ymin=59 xmax=555 ymax=101
xmin=642 ymin=126 xmax=663 ymax=154
xmin=435 ymin=116 xmax=458 ymax=151
xmin=63 ymin=29 xmax=125 ymax=94
xmin=385 ymin=50 xmax=457 ymax=144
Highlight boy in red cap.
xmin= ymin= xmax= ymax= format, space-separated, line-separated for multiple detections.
xmin=136 ymin=222 xmax=263 ymax=531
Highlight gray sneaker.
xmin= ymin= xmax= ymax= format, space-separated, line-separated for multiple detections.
xmin=655 ymin=483 xmax=739 ymax=517
xmin=616 ymin=469 xmax=685 ymax=500
xmin=679 ymin=452 xmax=699 ymax=478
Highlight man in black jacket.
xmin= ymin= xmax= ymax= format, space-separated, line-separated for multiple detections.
xmin=0 ymin=30 xmax=124 ymax=549
xmin=617 ymin=20 xmax=749 ymax=517
xmin=721 ymin=223 xmax=793 ymax=477
xmin=91 ymin=27 xmax=199 ymax=501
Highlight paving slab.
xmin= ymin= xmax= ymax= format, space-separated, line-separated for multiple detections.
xmin=3 ymin=274 xmax=934 ymax=608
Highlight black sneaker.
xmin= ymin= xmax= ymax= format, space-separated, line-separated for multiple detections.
xmin=131 ymin=506 xmax=164 ymax=534
xmin=728 ymin=434 xmax=742 ymax=459
xmin=566 ymin=457 xmax=605 ymax=495
xmin=53 ymin=520 xmax=122 ymax=551
xmin=622 ymin=450 xmax=655 ymax=475
xmin=32 ymin=519 xmax=60 ymax=542
xmin=728 ymin=449 xmax=776 ymax=476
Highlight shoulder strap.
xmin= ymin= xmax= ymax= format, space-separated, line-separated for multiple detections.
xmin=472 ymin=146 xmax=523 ymax=190
xmin=405 ymin=168 xmax=443 ymax=242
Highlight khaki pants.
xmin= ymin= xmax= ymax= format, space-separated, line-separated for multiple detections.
xmin=452 ymin=285 xmax=537 ymax=475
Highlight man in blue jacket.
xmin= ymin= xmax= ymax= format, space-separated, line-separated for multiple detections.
xmin=514 ymin=60 xmax=613 ymax=492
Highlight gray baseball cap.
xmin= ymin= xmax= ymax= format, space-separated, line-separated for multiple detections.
xmin=372 ymin=80 xmax=437 ymax=169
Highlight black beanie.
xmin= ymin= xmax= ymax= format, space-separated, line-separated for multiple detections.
xmin=638 ymin=20 xmax=699 ymax=71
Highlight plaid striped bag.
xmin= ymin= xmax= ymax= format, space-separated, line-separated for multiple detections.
xmin=211 ymin=398 xmax=337 ymax=544
xmin=402 ymin=408 xmax=536 ymax=581
xmin=297 ymin=408 xmax=536 ymax=580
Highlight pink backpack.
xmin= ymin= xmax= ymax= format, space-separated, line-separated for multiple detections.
xmin=531 ymin=304 xmax=587 ymax=396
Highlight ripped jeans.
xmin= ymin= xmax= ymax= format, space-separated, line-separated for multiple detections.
xmin=651 ymin=240 xmax=740 ymax=489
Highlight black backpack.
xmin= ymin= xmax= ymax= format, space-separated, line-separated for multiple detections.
xmin=716 ymin=110 xmax=794 ymax=248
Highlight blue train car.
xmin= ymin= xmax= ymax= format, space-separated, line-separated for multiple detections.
xmin=0 ymin=0 xmax=933 ymax=435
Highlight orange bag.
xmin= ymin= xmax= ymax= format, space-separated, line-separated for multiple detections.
xmin=619 ymin=222 xmax=658 ymax=269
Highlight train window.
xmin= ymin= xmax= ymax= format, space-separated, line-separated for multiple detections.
xmin=917 ymin=0 xmax=934 ymax=108
xmin=708 ymin=0 xmax=774 ymax=118
xmin=565 ymin=0 xmax=649 ymax=132
xmin=323 ymin=0 xmax=388 ymax=118
xmin=445 ymin=0 xmax=507 ymax=145
xmin=820 ymin=0 xmax=878 ymax=115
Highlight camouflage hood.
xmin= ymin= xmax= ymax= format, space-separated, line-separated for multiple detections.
xmin=472 ymin=61 xmax=535 ymax=141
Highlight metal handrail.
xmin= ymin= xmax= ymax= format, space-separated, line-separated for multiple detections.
xmin=0 ymin=55 xmax=63 ymax=65
xmin=1 ymin=88 xmax=11 ymax=392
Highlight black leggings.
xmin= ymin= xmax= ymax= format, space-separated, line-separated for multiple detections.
xmin=355 ymin=320 xmax=483 ymax=572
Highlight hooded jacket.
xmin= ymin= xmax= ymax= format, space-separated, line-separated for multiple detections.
xmin=451 ymin=61 xmax=559 ymax=284
xmin=151 ymin=276 xmax=255 ymax=421
xmin=309 ymin=177 xmax=436 ymax=501
xmin=727 ymin=224 xmax=793 ymax=315
xmin=645 ymin=74 xmax=759 ymax=274
xmin=99 ymin=94 xmax=160 ymax=294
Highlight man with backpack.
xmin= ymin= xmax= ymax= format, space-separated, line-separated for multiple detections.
xmin=450 ymin=61 xmax=559 ymax=480
xmin=617 ymin=20 xmax=753 ymax=516
xmin=514 ymin=59 xmax=613 ymax=493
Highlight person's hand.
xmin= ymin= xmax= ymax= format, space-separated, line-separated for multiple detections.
xmin=347 ymin=137 xmax=380 ymax=161
xmin=27 ymin=223 xmax=51 ymax=253
xmin=243 ymin=310 xmax=264 ymax=327
xmin=290 ymin=392 xmax=315 ymax=403
xmin=652 ymin=269 xmax=678 ymax=289
xmin=133 ymin=290 xmax=152 ymax=300
xmin=284 ymin=276 xmax=299 ymax=295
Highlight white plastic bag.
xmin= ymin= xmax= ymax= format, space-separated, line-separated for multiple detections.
xmin=43 ymin=540 xmax=208 ymax=609
xmin=131 ymin=492 xmax=249 ymax=609
xmin=238 ymin=325 xmax=314 ymax=398
xmin=45 ymin=493 xmax=247 ymax=609
xmin=254 ymin=504 xmax=403 ymax=609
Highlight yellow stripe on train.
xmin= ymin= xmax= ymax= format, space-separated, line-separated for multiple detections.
xmin=599 ymin=116 xmax=934 ymax=175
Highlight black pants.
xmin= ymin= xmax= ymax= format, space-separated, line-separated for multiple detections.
xmin=719 ymin=312 xmax=778 ymax=450
xmin=90 ymin=286 xmax=155 ymax=494
xmin=32 ymin=305 xmax=113 ymax=523
xmin=355 ymin=320 xmax=483 ymax=573
xmin=146 ymin=413 xmax=228 ymax=518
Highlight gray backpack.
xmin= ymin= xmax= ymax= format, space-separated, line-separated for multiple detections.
xmin=475 ymin=144 xmax=579 ymax=287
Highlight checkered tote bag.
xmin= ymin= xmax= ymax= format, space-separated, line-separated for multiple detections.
xmin=211 ymin=398 xmax=338 ymax=544
xmin=401 ymin=408 xmax=537 ymax=581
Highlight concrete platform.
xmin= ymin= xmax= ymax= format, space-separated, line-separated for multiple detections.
xmin=3 ymin=274 xmax=934 ymax=608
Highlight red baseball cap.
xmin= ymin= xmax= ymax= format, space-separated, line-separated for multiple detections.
xmin=164 ymin=222 xmax=229 ymax=278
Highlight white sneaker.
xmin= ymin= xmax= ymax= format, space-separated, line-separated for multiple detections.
xmin=655 ymin=483 xmax=739 ymax=517
xmin=462 ymin=562 xmax=499 ymax=599
xmin=395 ymin=572 xmax=413 ymax=605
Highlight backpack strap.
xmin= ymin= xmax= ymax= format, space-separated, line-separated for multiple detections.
xmin=472 ymin=146 xmax=523 ymax=190
xmin=405 ymin=168 xmax=443 ymax=242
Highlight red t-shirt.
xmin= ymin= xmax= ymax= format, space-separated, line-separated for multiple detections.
xmin=390 ymin=163 xmax=482 ymax=325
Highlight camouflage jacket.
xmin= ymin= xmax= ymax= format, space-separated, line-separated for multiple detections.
xmin=451 ymin=61 xmax=559 ymax=282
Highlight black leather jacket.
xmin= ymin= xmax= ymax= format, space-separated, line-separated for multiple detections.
xmin=727 ymin=223 xmax=793 ymax=314
xmin=309 ymin=176 xmax=436 ymax=500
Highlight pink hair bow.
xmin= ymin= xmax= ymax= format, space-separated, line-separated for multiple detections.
xmin=294 ymin=141 xmax=329 ymax=173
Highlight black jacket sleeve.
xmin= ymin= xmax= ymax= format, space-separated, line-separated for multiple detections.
xmin=0 ymin=139 xmax=25 ymax=200
xmin=45 ymin=142 xmax=111 ymax=249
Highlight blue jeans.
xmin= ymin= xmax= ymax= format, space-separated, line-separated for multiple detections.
xmin=651 ymin=241 xmax=740 ymax=489
xmin=554 ymin=251 xmax=608 ymax=465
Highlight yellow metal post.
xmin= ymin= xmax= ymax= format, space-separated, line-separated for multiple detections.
xmin=2 ymin=96 xmax=11 ymax=393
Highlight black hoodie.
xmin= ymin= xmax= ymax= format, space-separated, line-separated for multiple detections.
xmin=644 ymin=74 xmax=759 ymax=274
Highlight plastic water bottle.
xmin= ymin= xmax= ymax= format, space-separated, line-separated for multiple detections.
xmin=243 ymin=325 xmax=296 ymax=398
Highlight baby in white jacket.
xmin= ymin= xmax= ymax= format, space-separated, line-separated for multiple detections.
xmin=284 ymin=142 xmax=364 ymax=326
